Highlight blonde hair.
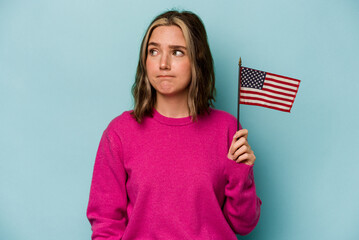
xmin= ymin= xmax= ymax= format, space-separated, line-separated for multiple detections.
xmin=131 ymin=10 xmax=215 ymax=123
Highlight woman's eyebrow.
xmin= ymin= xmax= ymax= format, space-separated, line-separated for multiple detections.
xmin=148 ymin=42 xmax=160 ymax=47
xmin=169 ymin=45 xmax=187 ymax=50
xmin=148 ymin=42 xmax=186 ymax=49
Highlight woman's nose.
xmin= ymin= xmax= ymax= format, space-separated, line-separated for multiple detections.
xmin=160 ymin=53 xmax=170 ymax=70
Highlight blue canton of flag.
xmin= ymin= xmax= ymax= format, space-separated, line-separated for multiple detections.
xmin=241 ymin=67 xmax=266 ymax=90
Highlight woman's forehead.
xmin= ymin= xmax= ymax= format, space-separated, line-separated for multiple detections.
xmin=148 ymin=25 xmax=186 ymax=46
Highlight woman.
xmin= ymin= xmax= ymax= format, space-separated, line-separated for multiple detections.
xmin=87 ymin=10 xmax=261 ymax=240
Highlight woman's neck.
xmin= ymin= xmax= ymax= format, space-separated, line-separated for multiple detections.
xmin=155 ymin=92 xmax=189 ymax=118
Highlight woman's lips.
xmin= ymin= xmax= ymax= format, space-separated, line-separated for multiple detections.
xmin=157 ymin=75 xmax=174 ymax=78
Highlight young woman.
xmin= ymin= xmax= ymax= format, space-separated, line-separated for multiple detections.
xmin=87 ymin=10 xmax=261 ymax=240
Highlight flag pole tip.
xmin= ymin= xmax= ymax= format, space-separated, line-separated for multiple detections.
xmin=239 ymin=57 xmax=242 ymax=66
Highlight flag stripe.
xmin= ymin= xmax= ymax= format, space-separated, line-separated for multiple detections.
xmin=240 ymin=93 xmax=293 ymax=106
xmin=241 ymin=87 xmax=294 ymax=100
xmin=266 ymin=73 xmax=300 ymax=83
xmin=265 ymin=80 xmax=299 ymax=90
xmin=265 ymin=76 xmax=300 ymax=87
xmin=262 ymin=85 xmax=296 ymax=95
xmin=259 ymin=87 xmax=296 ymax=97
xmin=264 ymin=82 xmax=297 ymax=93
xmin=240 ymin=99 xmax=291 ymax=111
xmin=240 ymin=101 xmax=291 ymax=112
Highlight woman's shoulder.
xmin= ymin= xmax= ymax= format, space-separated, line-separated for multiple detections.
xmin=105 ymin=110 xmax=137 ymax=132
xmin=111 ymin=110 xmax=134 ymax=122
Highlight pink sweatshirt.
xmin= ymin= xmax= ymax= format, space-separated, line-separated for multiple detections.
xmin=87 ymin=108 xmax=261 ymax=240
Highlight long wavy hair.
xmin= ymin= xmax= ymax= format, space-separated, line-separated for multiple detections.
xmin=131 ymin=10 xmax=215 ymax=123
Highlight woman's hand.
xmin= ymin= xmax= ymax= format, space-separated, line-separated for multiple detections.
xmin=227 ymin=129 xmax=256 ymax=166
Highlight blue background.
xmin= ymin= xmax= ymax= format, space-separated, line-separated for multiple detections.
xmin=1 ymin=0 xmax=358 ymax=239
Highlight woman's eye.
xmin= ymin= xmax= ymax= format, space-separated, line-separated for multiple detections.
xmin=173 ymin=50 xmax=184 ymax=56
xmin=149 ymin=49 xmax=158 ymax=56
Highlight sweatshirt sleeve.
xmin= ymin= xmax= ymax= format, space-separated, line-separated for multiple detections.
xmin=222 ymin=120 xmax=262 ymax=236
xmin=87 ymin=126 xmax=128 ymax=240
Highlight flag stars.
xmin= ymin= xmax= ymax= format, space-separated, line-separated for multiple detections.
xmin=241 ymin=67 xmax=265 ymax=89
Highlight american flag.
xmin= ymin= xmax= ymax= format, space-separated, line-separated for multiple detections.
xmin=240 ymin=67 xmax=301 ymax=112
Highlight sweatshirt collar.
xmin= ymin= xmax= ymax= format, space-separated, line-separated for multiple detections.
xmin=152 ymin=108 xmax=194 ymax=126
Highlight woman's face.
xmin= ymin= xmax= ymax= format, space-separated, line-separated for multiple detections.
xmin=146 ymin=25 xmax=192 ymax=99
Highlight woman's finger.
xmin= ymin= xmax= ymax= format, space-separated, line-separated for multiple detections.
xmin=229 ymin=136 xmax=247 ymax=155
xmin=229 ymin=129 xmax=248 ymax=148
xmin=236 ymin=150 xmax=256 ymax=165
xmin=232 ymin=143 xmax=251 ymax=159
xmin=233 ymin=129 xmax=248 ymax=141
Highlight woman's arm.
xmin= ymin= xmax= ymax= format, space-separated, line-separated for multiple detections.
xmin=87 ymin=128 xmax=128 ymax=240
xmin=222 ymin=128 xmax=262 ymax=235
